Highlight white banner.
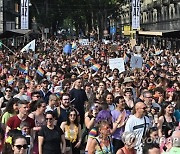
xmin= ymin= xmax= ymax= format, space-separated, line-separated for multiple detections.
xmin=109 ymin=58 xmax=125 ymax=73
xmin=132 ymin=0 xmax=140 ymax=30
xmin=21 ymin=0 xmax=29 ymax=29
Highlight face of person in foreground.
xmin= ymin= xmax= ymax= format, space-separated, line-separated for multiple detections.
xmin=12 ymin=138 xmax=28 ymax=154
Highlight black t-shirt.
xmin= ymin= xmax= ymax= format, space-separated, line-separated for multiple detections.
xmin=57 ymin=107 xmax=69 ymax=127
xmin=38 ymin=125 xmax=64 ymax=154
xmin=70 ymin=88 xmax=88 ymax=114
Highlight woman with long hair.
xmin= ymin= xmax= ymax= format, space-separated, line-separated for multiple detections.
xmin=1 ymin=98 xmax=19 ymax=129
xmin=61 ymin=108 xmax=81 ymax=154
xmin=29 ymin=99 xmax=46 ymax=154
xmin=157 ymin=101 xmax=177 ymax=138
xmin=38 ymin=111 xmax=66 ymax=154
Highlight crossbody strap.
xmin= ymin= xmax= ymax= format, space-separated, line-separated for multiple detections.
xmin=142 ymin=117 xmax=146 ymax=138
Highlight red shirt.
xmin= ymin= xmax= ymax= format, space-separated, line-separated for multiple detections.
xmin=7 ymin=115 xmax=35 ymax=130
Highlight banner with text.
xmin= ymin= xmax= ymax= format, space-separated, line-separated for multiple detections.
xmin=109 ymin=58 xmax=125 ymax=73
xmin=132 ymin=0 xmax=140 ymax=30
xmin=21 ymin=0 xmax=29 ymax=29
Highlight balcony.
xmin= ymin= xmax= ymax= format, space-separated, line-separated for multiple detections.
xmin=153 ymin=1 xmax=162 ymax=9
xmin=147 ymin=3 xmax=153 ymax=10
xmin=162 ymin=0 xmax=170 ymax=6
xmin=170 ymin=0 xmax=180 ymax=3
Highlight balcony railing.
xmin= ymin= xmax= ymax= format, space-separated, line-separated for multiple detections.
xmin=153 ymin=1 xmax=162 ymax=9
xmin=162 ymin=0 xmax=170 ymax=6
xmin=170 ymin=0 xmax=180 ymax=3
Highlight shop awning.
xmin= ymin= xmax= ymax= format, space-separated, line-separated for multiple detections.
xmin=0 ymin=29 xmax=32 ymax=39
xmin=138 ymin=30 xmax=180 ymax=38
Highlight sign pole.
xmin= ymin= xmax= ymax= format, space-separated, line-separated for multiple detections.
xmin=0 ymin=42 xmax=16 ymax=55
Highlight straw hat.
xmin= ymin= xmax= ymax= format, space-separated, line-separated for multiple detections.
xmin=123 ymin=77 xmax=134 ymax=84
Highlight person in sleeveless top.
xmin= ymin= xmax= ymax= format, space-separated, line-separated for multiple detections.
xmin=157 ymin=102 xmax=178 ymax=138
xmin=116 ymin=132 xmax=136 ymax=154
xmin=29 ymin=99 xmax=46 ymax=154
xmin=88 ymin=121 xmax=113 ymax=154
xmin=60 ymin=108 xmax=81 ymax=154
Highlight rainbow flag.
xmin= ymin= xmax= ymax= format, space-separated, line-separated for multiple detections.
xmin=55 ymin=90 xmax=64 ymax=98
xmin=25 ymin=76 xmax=32 ymax=83
xmin=71 ymin=62 xmax=80 ymax=67
xmin=0 ymin=63 xmax=2 ymax=70
xmin=36 ymin=67 xmax=44 ymax=77
xmin=18 ymin=64 xmax=26 ymax=73
xmin=90 ymin=64 xmax=101 ymax=72
xmin=147 ymin=61 xmax=153 ymax=67
xmin=7 ymin=76 xmax=14 ymax=85
xmin=84 ymin=54 xmax=91 ymax=61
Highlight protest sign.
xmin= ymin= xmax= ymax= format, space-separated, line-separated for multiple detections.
xmin=130 ymin=56 xmax=143 ymax=69
xmin=79 ymin=39 xmax=89 ymax=46
xmin=109 ymin=58 xmax=125 ymax=73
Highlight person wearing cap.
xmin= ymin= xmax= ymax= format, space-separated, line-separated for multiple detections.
xmin=123 ymin=77 xmax=136 ymax=102
xmin=39 ymin=79 xmax=52 ymax=104
xmin=116 ymin=132 xmax=136 ymax=154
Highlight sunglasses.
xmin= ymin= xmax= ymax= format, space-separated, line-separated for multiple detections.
xmin=46 ymin=118 xmax=53 ymax=121
xmin=6 ymin=90 xmax=11 ymax=92
xmin=14 ymin=144 xmax=28 ymax=150
xmin=33 ymin=95 xmax=40 ymax=98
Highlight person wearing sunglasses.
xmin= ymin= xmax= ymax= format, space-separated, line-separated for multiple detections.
xmin=38 ymin=111 xmax=66 ymax=154
xmin=12 ymin=135 xmax=28 ymax=154
xmin=61 ymin=108 xmax=81 ymax=154
xmin=125 ymin=102 xmax=150 ymax=153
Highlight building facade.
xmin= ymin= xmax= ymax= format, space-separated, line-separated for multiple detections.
xmin=120 ymin=0 xmax=180 ymax=31
xmin=0 ymin=0 xmax=20 ymax=33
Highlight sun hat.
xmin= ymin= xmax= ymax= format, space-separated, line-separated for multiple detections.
xmin=123 ymin=77 xmax=134 ymax=84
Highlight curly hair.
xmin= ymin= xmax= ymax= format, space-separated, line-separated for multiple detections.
xmin=4 ymin=98 xmax=20 ymax=114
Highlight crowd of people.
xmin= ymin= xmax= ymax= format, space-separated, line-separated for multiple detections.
xmin=0 ymin=37 xmax=179 ymax=154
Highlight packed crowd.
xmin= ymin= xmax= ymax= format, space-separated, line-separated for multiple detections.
xmin=0 ymin=37 xmax=179 ymax=154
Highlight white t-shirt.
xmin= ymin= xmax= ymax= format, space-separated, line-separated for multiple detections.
xmin=125 ymin=115 xmax=151 ymax=152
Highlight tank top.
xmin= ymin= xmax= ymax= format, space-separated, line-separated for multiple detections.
xmin=64 ymin=124 xmax=78 ymax=143
xmin=162 ymin=116 xmax=176 ymax=138
xmin=94 ymin=136 xmax=113 ymax=154
xmin=1 ymin=96 xmax=10 ymax=108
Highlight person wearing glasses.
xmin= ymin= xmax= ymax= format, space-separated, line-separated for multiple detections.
xmin=12 ymin=135 xmax=28 ymax=154
xmin=0 ymin=86 xmax=13 ymax=112
xmin=125 ymin=102 xmax=150 ymax=153
xmin=61 ymin=108 xmax=81 ymax=154
xmin=38 ymin=111 xmax=66 ymax=154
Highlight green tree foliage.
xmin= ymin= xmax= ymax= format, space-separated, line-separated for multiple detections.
xmin=30 ymin=0 xmax=125 ymax=37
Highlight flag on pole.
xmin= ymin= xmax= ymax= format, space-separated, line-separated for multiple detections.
xmin=18 ymin=64 xmax=28 ymax=74
xmin=20 ymin=40 xmax=35 ymax=52
xmin=7 ymin=76 xmax=14 ymax=85
xmin=71 ymin=62 xmax=80 ymax=67
xmin=84 ymin=54 xmax=91 ymax=61
xmin=90 ymin=64 xmax=101 ymax=72
xmin=25 ymin=76 xmax=32 ymax=83
xmin=36 ymin=67 xmax=44 ymax=77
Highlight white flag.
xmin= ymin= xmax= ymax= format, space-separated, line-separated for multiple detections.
xmin=21 ymin=40 xmax=35 ymax=52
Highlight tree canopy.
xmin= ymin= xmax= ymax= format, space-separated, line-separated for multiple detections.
xmin=30 ymin=0 xmax=125 ymax=37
